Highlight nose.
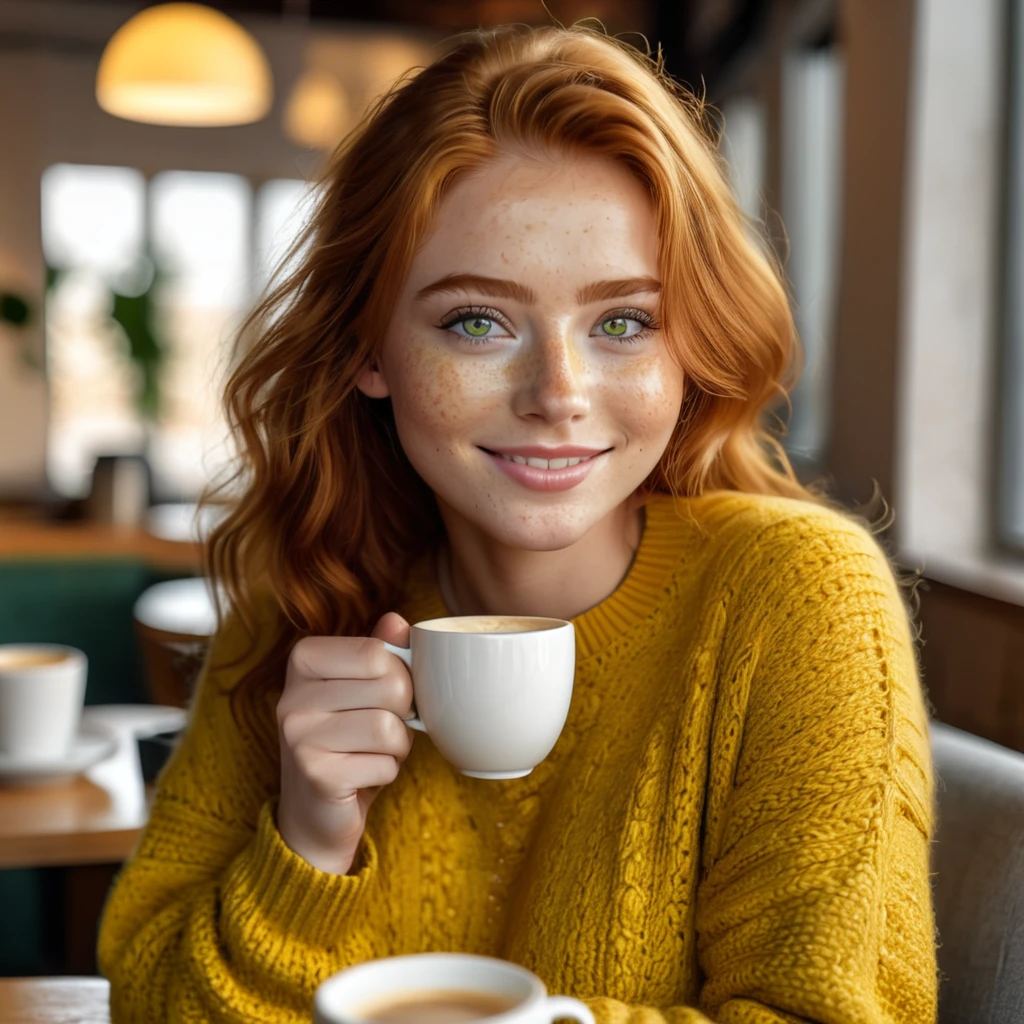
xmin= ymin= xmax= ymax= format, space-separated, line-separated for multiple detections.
xmin=512 ymin=333 xmax=591 ymax=425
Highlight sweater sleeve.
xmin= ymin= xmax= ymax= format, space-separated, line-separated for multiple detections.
xmin=578 ymin=510 xmax=938 ymax=1024
xmin=97 ymin=607 xmax=382 ymax=1023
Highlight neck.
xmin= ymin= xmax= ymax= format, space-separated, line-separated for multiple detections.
xmin=437 ymin=496 xmax=646 ymax=621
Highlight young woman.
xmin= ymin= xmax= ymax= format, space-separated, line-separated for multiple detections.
xmin=98 ymin=24 xmax=938 ymax=1024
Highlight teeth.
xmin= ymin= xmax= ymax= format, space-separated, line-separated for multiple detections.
xmin=498 ymin=453 xmax=594 ymax=469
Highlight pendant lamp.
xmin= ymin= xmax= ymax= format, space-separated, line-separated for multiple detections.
xmin=96 ymin=2 xmax=273 ymax=127
xmin=284 ymin=69 xmax=350 ymax=150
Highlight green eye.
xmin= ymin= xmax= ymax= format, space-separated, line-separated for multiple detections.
xmin=463 ymin=318 xmax=492 ymax=337
xmin=602 ymin=318 xmax=628 ymax=337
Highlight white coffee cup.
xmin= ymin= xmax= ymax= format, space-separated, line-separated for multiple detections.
xmin=314 ymin=952 xmax=594 ymax=1024
xmin=383 ymin=615 xmax=575 ymax=780
xmin=0 ymin=644 xmax=88 ymax=762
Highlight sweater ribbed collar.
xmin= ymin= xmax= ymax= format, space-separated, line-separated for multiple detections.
xmin=402 ymin=494 xmax=687 ymax=664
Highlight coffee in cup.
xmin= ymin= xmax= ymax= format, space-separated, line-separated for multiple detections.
xmin=356 ymin=989 xmax=517 ymax=1023
xmin=0 ymin=649 xmax=77 ymax=670
xmin=426 ymin=617 xmax=562 ymax=634
xmin=314 ymin=953 xmax=594 ymax=1024
xmin=0 ymin=644 xmax=88 ymax=762
xmin=383 ymin=615 xmax=575 ymax=779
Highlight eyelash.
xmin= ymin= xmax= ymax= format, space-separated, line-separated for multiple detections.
xmin=606 ymin=307 xmax=660 ymax=344
xmin=436 ymin=305 xmax=661 ymax=345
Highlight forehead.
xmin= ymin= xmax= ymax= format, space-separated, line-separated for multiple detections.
xmin=406 ymin=150 xmax=660 ymax=288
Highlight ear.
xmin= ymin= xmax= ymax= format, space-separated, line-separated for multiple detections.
xmin=355 ymin=358 xmax=390 ymax=399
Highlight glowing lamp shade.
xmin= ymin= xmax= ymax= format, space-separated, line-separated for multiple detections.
xmin=284 ymin=70 xmax=351 ymax=150
xmin=96 ymin=3 xmax=273 ymax=127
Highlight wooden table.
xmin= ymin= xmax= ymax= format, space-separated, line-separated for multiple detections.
xmin=0 ymin=706 xmax=185 ymax=870
xmin=0 ymin=977 xmax=110 ymax=1023
xmin=0 ymin=522 xmax=201 ymax=573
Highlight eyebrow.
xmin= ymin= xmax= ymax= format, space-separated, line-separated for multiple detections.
xmin=413 ymin=273 xmax=662 ymax=306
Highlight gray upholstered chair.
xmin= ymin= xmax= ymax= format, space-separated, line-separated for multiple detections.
xmin=930 ymin=721 xmax=1024 ymax=1024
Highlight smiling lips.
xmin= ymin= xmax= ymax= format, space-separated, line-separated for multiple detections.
xmin=480 ymin=445 xmax=609 ymax=492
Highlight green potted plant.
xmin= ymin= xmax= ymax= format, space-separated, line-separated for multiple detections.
xmin=106 ymin=257 xmax=169 ymax=432
xmin=87 ymin=258 xmax=171 ymax=520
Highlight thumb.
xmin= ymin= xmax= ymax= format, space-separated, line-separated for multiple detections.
xmin=371 ymin=611 xmax=411 ymax=649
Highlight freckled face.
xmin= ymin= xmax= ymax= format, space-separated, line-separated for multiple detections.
xmin=361 ymin=150 xmax=685 ymax=551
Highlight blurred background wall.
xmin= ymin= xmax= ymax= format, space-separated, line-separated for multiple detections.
xmin=0 ymin=0 xmax=1021 ymax=843
xmin=0 ymin=0 xmax=1023 ymax=981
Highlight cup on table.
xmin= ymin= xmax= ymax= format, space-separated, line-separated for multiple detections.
xmin=384 ymin=615 xmax=575 ymax=780
xmin=314 ymin=952 xmax=595 ymax=1024
xmin=0 ymin=644 xmax=88 ymax=762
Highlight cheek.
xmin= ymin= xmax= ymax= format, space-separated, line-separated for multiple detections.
xmin=600 ymin=353 xmax=684 ymax=440
xmin=388 ymin=342 xmax=507 ymax=434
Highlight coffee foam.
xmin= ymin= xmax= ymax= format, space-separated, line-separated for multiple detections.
xmin=420 ymin=616 xmax=564 ymax=634
xmin=0 ymin=648 xmax=75 ymax=670
xmin=356 ymin=989 xmax=518 ymax=1024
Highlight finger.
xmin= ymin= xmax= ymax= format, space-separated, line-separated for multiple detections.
xmin=301 ymin=750 xmax=402 ymax=800
xmin=281 ymin=672 xmax=414 ymax=718
xmin=336 ymin=752 xmax=402 ymax=791
xmin=293 ymin=708 xmax=414 ymax=760
xmin=371 ymin=612 xmax=411 ymax=649
xmin=289 ymin=634 xmax=393 ymax=682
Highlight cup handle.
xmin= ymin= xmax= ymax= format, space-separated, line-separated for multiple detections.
xmin=382 ymin=641 xmax=427 ymax=733
xmin=543 ymin=996 xmax=595 ymax=1024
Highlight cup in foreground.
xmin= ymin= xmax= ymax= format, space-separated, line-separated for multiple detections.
xmin=314 ymin=953 xmax=594 ymax=1024
xmin=0 ymin=644 xmax=88 ymax=762
xmin=384 ymin=616 xmax=575 ymax=780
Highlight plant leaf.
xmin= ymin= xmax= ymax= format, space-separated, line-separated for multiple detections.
xmin=110 ymin=287 xmax=166 ymax=421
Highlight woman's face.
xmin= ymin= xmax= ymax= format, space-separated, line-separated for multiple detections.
xmin=359 ymin=149 xmax=685 ymax=551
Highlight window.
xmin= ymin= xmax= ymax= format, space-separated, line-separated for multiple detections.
xmin=719 ymin=37 xmax=844 ymax=476
xmin=256 ymin=178 xmax=314 ymax=291
xmin=720 ymin=95 xmax=767 ymax=223
xmin=41 ymin=164 xmax=147 ymax=498
xmin=41 ymin=165 xmax=312 ymax=501
xmin=895 ymin=0 xmax=1024 ymax=599
xmin=779 ymin=39 xmax=845 ymax=468
xmin=148 ymin=170 xmax=251 ymax=498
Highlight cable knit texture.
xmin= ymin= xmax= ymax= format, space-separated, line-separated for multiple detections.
xmin=98 ymin=491 xmax=938 ymax=1023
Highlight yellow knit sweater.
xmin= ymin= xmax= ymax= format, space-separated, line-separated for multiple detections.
xmin=98 ymin=491 xmax=938 ymax=1023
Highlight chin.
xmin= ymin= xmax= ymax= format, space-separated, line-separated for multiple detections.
xmin=461 ymin=496 xmax=614 ymax=553
xmin=492 ymin=522 xmax=591 ymax=552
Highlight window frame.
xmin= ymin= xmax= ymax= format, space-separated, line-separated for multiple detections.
xmin=997 ymin=0 xmax=1024 ymax=555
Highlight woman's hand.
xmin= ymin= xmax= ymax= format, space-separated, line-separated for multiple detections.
xmin=275 ymin=612 xmax=414 ymax=874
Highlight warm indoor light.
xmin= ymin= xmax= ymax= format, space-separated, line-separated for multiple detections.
xmin=95 ymin=2 xmax=273 ymax=127
xmin=284 ymin=69 xmax=350 ymax=150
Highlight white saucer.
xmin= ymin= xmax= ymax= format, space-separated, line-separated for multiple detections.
xmin=81 ymin=703 xmax=187 ymax=738
xmin=0 ymin=721 xmax=118 ymax=788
